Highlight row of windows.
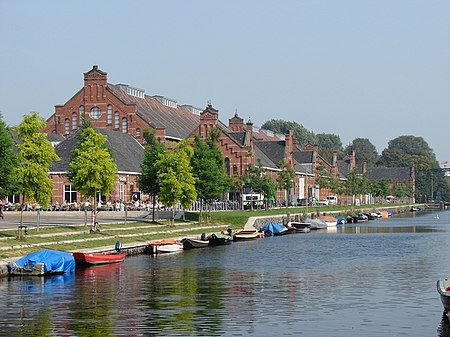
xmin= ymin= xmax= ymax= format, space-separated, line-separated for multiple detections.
xmin=63 ymin=105 xmax=141 ymax=139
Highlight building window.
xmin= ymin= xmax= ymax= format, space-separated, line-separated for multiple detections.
xmin=64 ymin=119 xmax=70 ymax=135
xmin=224 ymin=158 xmax=231 ymax=175
xmin=136 ymin=128 xmax=141 ymax=139
xmin=90 ymin=107 xmax=101 ymax=120
xmin=79 ymin=105 xmax=84 ymax=123
xmin=122 ymin=117 xmax=127 ymax=133
xmin=72 ymin=112 xmax=77 ymax=130
xmin=107 ymin=105 xmax=112 ymax=125
xmin=119 ymin=184 xmax=124 ymax=201
xmin=233 ymin=164 xmax=238 ymax=175
xmin=114 ymin=111 xmax=120 ymax=129
xmin=64 ymin=185 xmax=77 ymax=203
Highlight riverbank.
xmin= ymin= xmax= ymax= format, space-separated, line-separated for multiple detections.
xmin=0 ymin=203 xmax=427 ymax=277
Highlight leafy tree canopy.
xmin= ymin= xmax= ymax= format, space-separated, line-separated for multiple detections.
xmin=15 ymin=112 xmax=59 ymax=207
xmin=0 ymin=114 xmax=18 ymax=198
xmin=345 ymin=138 xmax=379 ymax=167
xmin=68 ymin=127 xmax=118 ymax=202
xmin=261 ymin=119 xmax=317 ymax=148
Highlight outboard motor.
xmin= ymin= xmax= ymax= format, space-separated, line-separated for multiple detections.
xmin=227 ymin=228 xmax=232 ymax=236
xmin=200 ymin=233 xmax=206 ymax=241
xmin=115 ymin=240 xmax=122 ymax=252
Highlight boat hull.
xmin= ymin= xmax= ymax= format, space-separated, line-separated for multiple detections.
xmin=149 ymin=238 xmax=183 ymax=254
xmin=288 ymin=222 xmax=311 ymax=233
xmin=437 ymin=279 xmax=450 ymax=312
xmin=182 ymin=238 xmax=209 ymax=250
xmin=233 ymin=230 xmax=262 ymax=241
xmin=208 ymin=233 xmax=232 ymax=246
xmin=72 ymin=252 xmax=126 ymax=265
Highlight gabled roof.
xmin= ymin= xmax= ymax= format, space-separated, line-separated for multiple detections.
xmin=107 ymin=84 xmax=200 ymax=140
xmin=367 ymin=167 xmax=413 ymax=181
xmin=254 ymin=141 xmax=285 ymax=169
xmin=254 ymin=144 xmax=278 ymax=169
xmin=50 ymin=128 xmax=144 ymax=173
xmin=292 ymin=150 xmax=314 ymax=164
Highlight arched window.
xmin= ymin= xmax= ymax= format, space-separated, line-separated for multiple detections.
xmin=136 ymin=128 xmax=141 ymax=139
xmin=122 ymin=117 xmax=127 ymax=133
xmin=64 ymin=119 xmax=70 ymax=135
xmin=114 ymin=111 xmax=120 ymax=129
xmin=72 ymin=112 xmax=77 ymax=130
xmin=79 ymin=105 xmax=84 ymax=122
xmin=224 ymin=158 xmax=231 ymax=175
xmin=107 ymin=105 xmax=112 ymax=125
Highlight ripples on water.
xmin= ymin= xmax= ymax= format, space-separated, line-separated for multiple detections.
xmin=0 ymin=210 xmax=449 ymax=336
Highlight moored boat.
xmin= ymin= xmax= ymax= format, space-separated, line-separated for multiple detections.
xmin=305 ymin=218 xmax=328 ymax=230
xmin=72 ymin=252 xmax=126 ymax=266
xmin=149 ymin=238 xmax=183 ymax=254
xmin=260 ymin=221 xmax=293 ymax=236
xmin=317 ymin=215 xmax=337 ymax=227
xmin=233 ymin=229 xmax=263 ymax=241
xmin=7 ymin=249 xmax=75 ymax=276
xmin=208 ymin=231 xmax=232 ymax=246
xmin=287 ymin=221 xmax=311 ymax=233
xmin=182 ymin=236 xmax=210 ymax=250
xmin=437 ymin=279 xmax=450 ymax=313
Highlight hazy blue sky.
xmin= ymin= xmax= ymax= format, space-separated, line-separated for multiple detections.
xmin=1 ymin=0 xmax=449 ymax=163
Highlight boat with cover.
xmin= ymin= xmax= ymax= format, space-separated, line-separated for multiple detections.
xmin=7 ymin=249 xmax=75 ymax=276
xmin=260 ymin=221 xmax=294 ymax=236
xmin=208 ymin=231 xmax=233 ymax=246
xmin=305 ymin=218 xmax=327 ymax=230
xmin=437 ymin=279 xmax=450 ymax=313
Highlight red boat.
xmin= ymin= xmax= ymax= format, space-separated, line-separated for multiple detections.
xmin=72 ymin=252 xmax=126 ymax=266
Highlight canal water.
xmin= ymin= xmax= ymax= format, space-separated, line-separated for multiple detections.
xmin=1 ymin=209 xmax=450 ymax=336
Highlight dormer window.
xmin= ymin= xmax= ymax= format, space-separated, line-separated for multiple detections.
xmin=154 ymin=95 xmax=178 ymax=108
xmin=117 ymin=84 xmax=145 ymax=98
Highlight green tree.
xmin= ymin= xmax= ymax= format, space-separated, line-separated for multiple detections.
xmin=0 ymin=114 xmax=18 ymax=199
xmin=261 ymin=119 xmax=317 ymax=148
xmin=370 ymin=180 xmax=391 ymax=201
xmin=343 ymin=169 xmax=370 ymax=205
xmin=317 ymin=133 xmax=343 ymax=153
xmin=155 ymin=140 xmax=197 ymax=224
xmin=276 ymin=161 xmax=295 ymax=207
xmin=138 ymin=129 xmax=167 ymax=222
xmin=378 ymin=135 xmax=439 ymax=201
xmin=345 ymin=138 xmax=379 ymax=167
xmin=191 ymin=129 xmax=230 ymax=222
xmin=68 ymin=127 xmax=118 ymax=222
xmin=15 ymin=112 xmax=59 ymax=226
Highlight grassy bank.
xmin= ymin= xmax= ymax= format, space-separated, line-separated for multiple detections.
xmin=0 ymin=203 xmax=406 ymax=259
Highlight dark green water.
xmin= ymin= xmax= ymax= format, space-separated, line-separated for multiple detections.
xmin=1 ymin=210 xmax=450 ymax=336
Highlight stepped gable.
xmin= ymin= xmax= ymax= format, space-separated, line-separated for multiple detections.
xmin=107 ymin=84 xmax=200 ymax=140
xmin=367 ymin=167 xmax=413 ymax=181
xmin=50 ymin=128 xmax=144 ymax=173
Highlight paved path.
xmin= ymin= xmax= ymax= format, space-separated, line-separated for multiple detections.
xmin=0 ymin=210 xmax=149 ymax=230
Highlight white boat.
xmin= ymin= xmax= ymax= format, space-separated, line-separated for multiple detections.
xmin=287 ymin=221 xmax=311 ymax=233
xmin=149 ymin=238 xmax=183 ymax=254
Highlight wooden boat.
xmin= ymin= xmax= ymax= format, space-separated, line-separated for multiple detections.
xmin=72 ymin=252 xmax=126 ymax=265
xmin=182 ymin=237 xmax=210 ymax=250
xmin=7 ymin=249 xmax=75 ymax=276
xmin=437 ymin=279 xmax=450 ymax=313
xmin=287 ymin=221 xmax=311 ymax=233
xmin=233 ymin=229 xmax=263 ymax=241
xmin=149 ymin=238 xmax=183 ymax=254
xmin=208 ymin=232 xmax=232 ymax=246
xmin=317 ymin=215 xmax=337 ymax=227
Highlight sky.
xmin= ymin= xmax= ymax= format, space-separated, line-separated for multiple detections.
xmin=1 ymin=0 xmax=449 ymax=163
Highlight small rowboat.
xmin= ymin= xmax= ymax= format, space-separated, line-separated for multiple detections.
xmin=72 ymin=252 xmax=126 ymax=266
xmin=233 ymin=229 xmax=263 ymax=241
xmin=182 ymin=237 xmax=209 ymax=250
xmin=437 ymin=279 xmax=450 ymax=313
xmin=287 ymin=221 xmax=311 ymax=233
xmin=149 ymin=238 xmax=183 ymax=254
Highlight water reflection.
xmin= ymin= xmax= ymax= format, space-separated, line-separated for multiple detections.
xmin=0 ymin=210 xmax=449 ymax=336
xmin=438 ymin=313 xmax=450 ymax=337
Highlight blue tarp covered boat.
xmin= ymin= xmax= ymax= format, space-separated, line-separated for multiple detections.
xmin=260 ymin=221 xmax=289 ymax=236
xmin=8 ymin=249 xmax=75 ymax=276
